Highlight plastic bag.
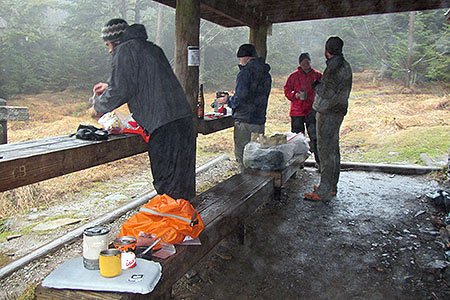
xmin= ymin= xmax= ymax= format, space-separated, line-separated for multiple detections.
xmin=118 ymin=194 xmax=204 ymax=248
xmin=98 ymin=112 xmax=149 ymax=142
xmin=243 ymin=142 xmax=295 ymax=171
xmin=283 ymin=132 xmax=310 ymax=156
xmin=98 ymin=112 xmax=130 ymax=134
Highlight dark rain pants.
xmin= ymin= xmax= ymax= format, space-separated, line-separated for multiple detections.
xmin=291 ymin=110 xmax=320 ymax=166
xmin=234 ymin=120 xmax=265 ymax=173
xmin=148 ymin=117 xmax=196 ymax=201
xmin=315 ymin=112 xmax=345 ymax=200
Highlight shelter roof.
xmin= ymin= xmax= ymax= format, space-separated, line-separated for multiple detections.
xmin=153 ymin=0 xmax=449 ymax=27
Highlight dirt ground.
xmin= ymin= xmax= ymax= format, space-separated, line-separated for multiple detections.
xmin=173 ymin=167 xmax=450 ymax=299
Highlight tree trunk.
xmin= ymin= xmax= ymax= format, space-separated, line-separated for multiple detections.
xmin=155 ymin=4 xmax=164 ymax=45
xmin=405 ymin=11 xmax=415 ymax=88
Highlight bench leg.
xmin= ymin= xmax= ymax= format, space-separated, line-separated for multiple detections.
xmin=274 ymin=187 xmax=281 ymax=200
xmin=237 ymin=219 xmax=245 ymax=245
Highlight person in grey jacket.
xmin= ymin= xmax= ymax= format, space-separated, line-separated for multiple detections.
xmin=92 ymin=18 xmax=195 ymax=201
xmin=304 ymin=36 xmax=352 ymax=201
xmin=216 ymin=44 xmax=272 ymax=172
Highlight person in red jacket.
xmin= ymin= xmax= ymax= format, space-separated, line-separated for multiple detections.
xmin=284 ymin=52 xmax=322 ymax=167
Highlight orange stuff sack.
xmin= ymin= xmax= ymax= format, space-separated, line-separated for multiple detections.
xmin=118 ymin=194 xmax=204 ymax=245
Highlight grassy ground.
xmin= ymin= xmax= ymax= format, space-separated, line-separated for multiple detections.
xmin=0 ymin=75 xmax=448 ymax=219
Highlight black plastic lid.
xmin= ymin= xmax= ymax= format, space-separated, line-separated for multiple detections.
xmin=83 ymin=225 xmax=110 ymax=236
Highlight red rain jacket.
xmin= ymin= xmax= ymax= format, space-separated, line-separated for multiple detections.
xmin=284 ymin=67 xmax=322 ymax=116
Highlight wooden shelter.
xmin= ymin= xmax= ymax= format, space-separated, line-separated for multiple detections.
xmin=153 ymin=0 xmax=448 ymax=197
xmin=156 ymin=0 xmax=448 ymax=100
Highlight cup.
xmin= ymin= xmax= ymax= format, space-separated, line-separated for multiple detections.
xmin=99 ymin=249 xmax=122 ymax=278
xmin=299 ymin=90 xmax=307 ymax=101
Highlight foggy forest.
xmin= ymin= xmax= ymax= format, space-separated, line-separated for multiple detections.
xmin=0 ymin=0 xmax=448 ymax=98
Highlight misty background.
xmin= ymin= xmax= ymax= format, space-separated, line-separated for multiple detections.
xmin=0 ymin=0 xmax=448 ymax=98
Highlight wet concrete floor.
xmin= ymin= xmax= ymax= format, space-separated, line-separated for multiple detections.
xmin=174 ymin=168 xmax=450 ymax=299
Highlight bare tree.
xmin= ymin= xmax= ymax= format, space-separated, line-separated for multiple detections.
xmin=405 ymin=11 xmax=415 ymax=88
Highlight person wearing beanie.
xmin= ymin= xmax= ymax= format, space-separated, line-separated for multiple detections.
xmin=91 ymin=19 xmax=195 ymax=201
xmin=216 ymin=44 xmax=272 ymax=172
xmin=304 ymin=36 xmax=352 ymax=202
xmin=284 ymin=52 xmax=322 ymax=168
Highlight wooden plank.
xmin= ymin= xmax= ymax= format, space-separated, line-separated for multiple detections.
xmin=35 ymin=174 xmax=274 ymax=299
xmin=0 ymin=106 xmax=29 ymax=121
xmin=244 ymin=154 xmax=308 ymax=188
xmin=197 ymin=115 xmax=234 ymax=135
xmin=0 ymin=134 xmax=148 ymax=192
xmin=155 ymin=0 xmax=448 ymax=28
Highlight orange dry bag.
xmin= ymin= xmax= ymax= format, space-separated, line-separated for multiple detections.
xmin=118 ymin=194 xmax=204 ymax=245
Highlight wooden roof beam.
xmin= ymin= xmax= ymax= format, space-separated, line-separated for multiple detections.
xmin=199 ymin=0 xmax=268 ymax=28
xmin=153 ymin=0 xmax=270 ymax=28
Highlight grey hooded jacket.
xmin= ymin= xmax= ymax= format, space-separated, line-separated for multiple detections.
xmin=94 ymin=24 xmax=192 ymax=134
xmin=312 ymin=55 xmax=352 ymax=115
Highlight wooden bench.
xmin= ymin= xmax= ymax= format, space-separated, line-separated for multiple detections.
xmin=244 ymin=153 xmax=309 ymax=198
xmin=35 ymin=173 xmax=274 ymax=299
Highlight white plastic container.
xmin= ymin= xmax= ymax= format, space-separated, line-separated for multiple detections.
xmin=83 ymin=226 xmax=110 ymax=270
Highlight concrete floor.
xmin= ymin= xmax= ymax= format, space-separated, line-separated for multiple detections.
xmin=174 ymin=167 xmax=450 ymax=299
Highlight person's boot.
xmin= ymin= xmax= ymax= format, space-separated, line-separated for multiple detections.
xmin=314 ymin=185 xmax=336 ymax=196
xmin=304 ymin=191 xmax=322 ymax=201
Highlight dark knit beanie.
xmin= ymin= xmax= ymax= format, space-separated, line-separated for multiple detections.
xmin=326 ymin=36 xmax=344 ymax=55
xmin=102 ymin=18 xmax=129 ymax=42
xmin=299 ymin=52 xmax=311 ymax=64
xmin=237 ymin=44 xmax=258 ymax=58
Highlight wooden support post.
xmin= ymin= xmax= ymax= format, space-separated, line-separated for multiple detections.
xmin=250 ymin=24 xmax=268 ymax=60
xmin=175 ymin=0 xmax=200 ymax=115
xmin=0 ymin=99 xmax=6 ymax=144
xmin=175 ymin=0 xmax=200 ymax=199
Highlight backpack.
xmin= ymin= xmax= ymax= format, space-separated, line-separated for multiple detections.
xmin=118 ymin=194 xmax=204 ymax=246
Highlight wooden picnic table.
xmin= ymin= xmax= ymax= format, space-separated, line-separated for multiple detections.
xmin=0 ymin=134 xmax=148 ymax=192
xmin=0 ymin=116 xmax=234 ymax=193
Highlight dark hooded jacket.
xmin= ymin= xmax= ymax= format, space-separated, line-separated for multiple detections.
xmin=94 ymin=24 xmax=192 ymax=134
xmin=227 ymin=57 xmax=271 ymax=125
xmin=312 ymin=55 xmax=352 ymax=115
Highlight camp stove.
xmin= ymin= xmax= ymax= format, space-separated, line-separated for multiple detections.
xmin=211 ymin=91 xmax=229 ymax=113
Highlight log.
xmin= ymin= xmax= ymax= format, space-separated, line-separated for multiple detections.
xmin=302 ymin=160 xmax=443 ymax=175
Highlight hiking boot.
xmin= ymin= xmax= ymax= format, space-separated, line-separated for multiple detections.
xmin=313 ymin=185 xmax=337 ymax=196
xmin=304 ymin=192 xmax=322 ymax=201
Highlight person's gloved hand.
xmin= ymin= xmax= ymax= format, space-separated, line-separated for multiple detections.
xmin=311 ymin=80 xmax=320 ymax=90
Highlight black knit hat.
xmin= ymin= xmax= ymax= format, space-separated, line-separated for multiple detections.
xmin=326 ymin=36 xmax=344 ymax=55
xmin=102 ymin=18 xmax=129 ymax=42
xmin=237 ymin=44 xmax=258 ymax=58
xmin=299 ymin=52 xmax=311 ymax=64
